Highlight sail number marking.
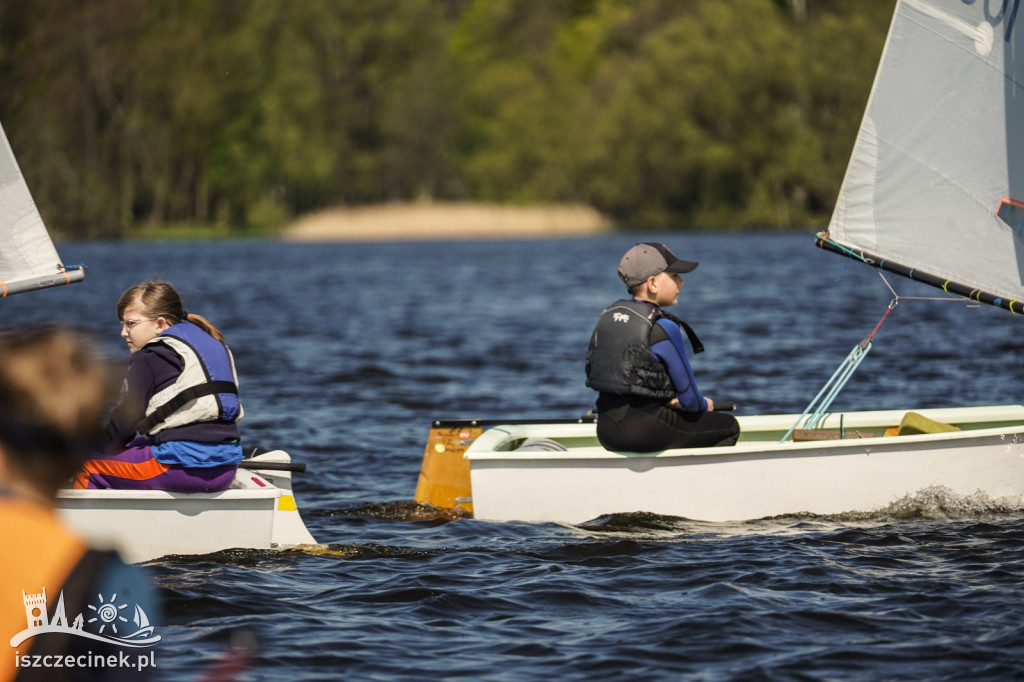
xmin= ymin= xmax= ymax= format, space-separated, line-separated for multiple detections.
xmin=962 ymin=0 xmax=1022 ymax=41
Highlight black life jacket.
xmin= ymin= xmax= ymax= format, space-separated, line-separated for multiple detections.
xmin=585 ymin=299 xmax=703 ymax=399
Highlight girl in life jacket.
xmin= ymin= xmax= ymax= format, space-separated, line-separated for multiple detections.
xmin=74 ymin=280 xmax=244 ymax=492
xmin=586 ymin=243 xmax=740 ymax=452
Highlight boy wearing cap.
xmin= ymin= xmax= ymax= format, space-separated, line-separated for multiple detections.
xmin=585 ymin=242 xmax=740 ymax=451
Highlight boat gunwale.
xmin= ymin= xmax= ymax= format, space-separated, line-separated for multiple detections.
xmin=55 ymin=485 xmax=284 ymax=502
xmin=56 ymin=453 xmax=302 ymax=502
xmin=464 ymin=404 xmax=1024 ymax=461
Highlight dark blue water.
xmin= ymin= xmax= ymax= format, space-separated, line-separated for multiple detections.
xmin=7 ymin=233 xmax=1024 ymax=680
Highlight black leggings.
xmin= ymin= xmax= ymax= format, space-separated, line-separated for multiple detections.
xmin=595 ymin=394 xmax=740 ymax=452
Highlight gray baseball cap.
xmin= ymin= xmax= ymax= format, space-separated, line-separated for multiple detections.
xmin=618 ymin=242 xmax=698 ymax=288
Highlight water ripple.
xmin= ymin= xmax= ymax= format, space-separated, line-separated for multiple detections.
xmin=11 ymin=235 xmax=1024 ymax=679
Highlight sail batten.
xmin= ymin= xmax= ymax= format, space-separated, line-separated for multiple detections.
xmin=0 ymin=121 xmax=83 ymax=298
xmin=825 ymin=0 xmax=1024 ymax=312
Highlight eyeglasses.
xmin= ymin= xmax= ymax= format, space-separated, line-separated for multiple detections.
xmin=121 ymin=318 xmax=156 ymax=331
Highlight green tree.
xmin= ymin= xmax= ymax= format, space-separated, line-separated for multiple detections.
xmin=0 ymin=0 xmax=895 ymax=236
xmin=579 ymin=0 xmax=815 ymax=228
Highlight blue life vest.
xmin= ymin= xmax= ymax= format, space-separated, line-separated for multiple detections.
xmin=137 ymin=322 xmax=242 ymax=436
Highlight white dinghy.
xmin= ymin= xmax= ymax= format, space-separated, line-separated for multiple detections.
xmin=415 ymin=0 xmax=1024 ymax=524
xmin=417 ymin=408 xmax=1024 ymax=524
xmin=1 ymin=121 xmax=317 ymax=560
xmin=57 ymin=451 xmax=317 ymax=563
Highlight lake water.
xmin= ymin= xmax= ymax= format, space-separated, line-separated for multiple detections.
xmin=7 ymin=233 xmax=1024 ymax=680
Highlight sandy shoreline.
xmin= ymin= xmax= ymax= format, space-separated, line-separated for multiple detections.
xmin=279 ymin=202 xmax=613 ymax=242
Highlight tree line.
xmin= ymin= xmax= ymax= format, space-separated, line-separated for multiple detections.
xmin=0 ymin=0 xmax=896 ymax=238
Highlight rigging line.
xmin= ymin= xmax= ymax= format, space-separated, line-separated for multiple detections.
xmin=878 ymin=270 xmax=898 ymax=298
xmin=867 ymin=299 xmax=896 ymax=340
xmin=779 ymin=336 xmax=874 ymax=442
xmin=876 ymin=270 xmax=989 ymax=305
xmin=820 ymin=235 xmax=872 ymax=263
xmin=783 ymin=256 xmax=996 ymax=443
xmin=781 ymin=297 xmax=896 ymax=443
xmin=889 ymin=295 xmax=969 ymax=302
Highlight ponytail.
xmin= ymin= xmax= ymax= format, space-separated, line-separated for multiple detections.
xmin=184 ymin=313 xmax=225 ymax=342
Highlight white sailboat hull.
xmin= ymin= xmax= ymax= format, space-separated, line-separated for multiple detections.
xmin=406 ymin=0 xmax=1024 ymax=528
xmin=463 ymin=406 xmax=1024 ymax=524
xmin=55 ymin=451 xmax=316 ymax=562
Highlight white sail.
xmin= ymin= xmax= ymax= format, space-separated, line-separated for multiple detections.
xmin=824 ymin=0 xmax=1024 ymax=311
xmin=0 ymin=121 xmax=83 ymax=297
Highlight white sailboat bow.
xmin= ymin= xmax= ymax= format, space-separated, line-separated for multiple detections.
xmin=0 ymin=121 xmax=83 ymax=297
xmin=414 ymin=0 xmax=1024 ymax=525
xmin=820 ymin=0 xmax=1024 ymax=312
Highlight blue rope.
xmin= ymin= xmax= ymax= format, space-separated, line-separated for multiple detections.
xmin=780 ymin=296 xmax=898 ymax=443
xmin=780 ymin=338 xmax=873 ymax=443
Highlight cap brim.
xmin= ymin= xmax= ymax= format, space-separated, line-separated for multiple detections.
xmin=665 ymin=259 xmax=699 ymax=274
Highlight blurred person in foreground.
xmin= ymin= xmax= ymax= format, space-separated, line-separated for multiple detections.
xmin=0 ymin=327 xmax=158 ymax=682
xmin=586 ymin=242 xmax=740 ymax=452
